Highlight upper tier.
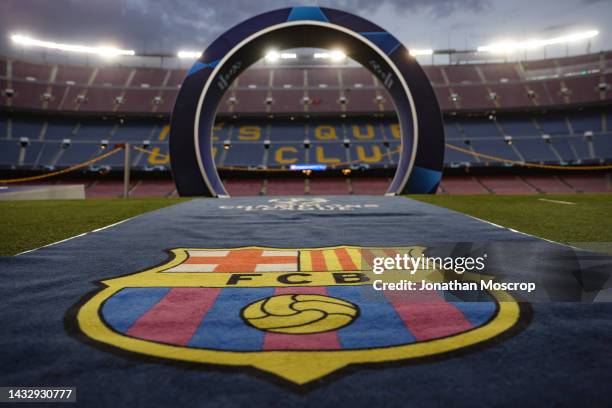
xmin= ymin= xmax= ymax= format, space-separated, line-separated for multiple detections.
xmin=1 ymin=52 xmax=611 ymax=115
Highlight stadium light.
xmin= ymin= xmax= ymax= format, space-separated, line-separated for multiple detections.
xmin=263 ymin=50 xmax=296 ymax=63
xmin=177 ymin=50 xmax=202 ymax=59
xmin=477 ymin=29 xmax=599 ymax=54
xmin=313 ymin=50 xmax=346 ymax=62
xmin=409 ymin=49 xmax=434 ymax=56
xmin=11 ymin=34 xmax=135 ymax=57
xmin=265 ymin=50 xmax=280 ymax=62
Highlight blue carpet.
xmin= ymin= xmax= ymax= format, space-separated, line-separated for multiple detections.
xmin=1 ymin=196 xmax=611 ymax=407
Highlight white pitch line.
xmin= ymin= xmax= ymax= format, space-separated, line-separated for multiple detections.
xmin=538 ymin=198 xmax=576 ymax=205
xmin=15 ymin=214 xmax=141 ymax=256
xmin=15 ymin=233 xmax=88 ymax=256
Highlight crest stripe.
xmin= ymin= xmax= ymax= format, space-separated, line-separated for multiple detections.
xmin=327 ymin=286 xmax=416 ymax=348
xmin=384 ymin=289 xmax=474 ymax=341
xmin=310 ymin=250 xmax=327 ymax=271
xmin=101 ymin=288 xmax=170 ymax=333
xmin=126 ymin=288 xmax=221 ymax=345
xmin=187 ymin=288 xmax=274 ymax=350
xmin=335 ymin=248 xmax=358 ymax=271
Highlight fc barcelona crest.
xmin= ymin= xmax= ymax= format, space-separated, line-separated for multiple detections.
xmin=74 ymin=246 xmax=526 ymax=385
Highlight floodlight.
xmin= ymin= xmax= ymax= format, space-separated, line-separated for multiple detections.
xmin=265 ymin=50 xmax=280 ymax=63
xmin=329 ymin=50 xmax=346 ymax=61
xmin=477 ymin=30 xmax=599 ymax=54
xmin=314 ymin=50 xmax=346 ymax=62
xmin=409 ymin=49 xmax=433 ymax=56
xmin=177 ymin=51 xmax=202 ymax=59
xmin=11 ymin=34 xmax=135 ymax=57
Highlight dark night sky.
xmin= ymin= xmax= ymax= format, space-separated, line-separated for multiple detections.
xmin=0 ymin=0 xmax=609 ymax=56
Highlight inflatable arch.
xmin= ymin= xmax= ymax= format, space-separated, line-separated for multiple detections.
xmin=170 ymin=6 xmax=444 ymax=197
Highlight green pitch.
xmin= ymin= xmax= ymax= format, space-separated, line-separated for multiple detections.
xmin=410 ymin=193 xmax=612 ymax=253
xmin=1 ymin=194 xmax=611 ymax=256
xmin=0 ymin=198 xmax=189 ymax=256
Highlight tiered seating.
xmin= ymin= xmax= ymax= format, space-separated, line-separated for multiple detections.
xmin=439 ymin=177 xmax=489 ymax=194
xmin=350 ymin=177 xmax=390 ymax=194
xmin=266 ymin=179 xmax=306 ymax=195
xmin=2 ymin=52 xmax=610 ymax=113
xmin=308 ymin=178 xmax=350 ymax=195
xmin=521 ymin=175 xmax=575 ymax=193
xmin=84 ymin=180 xmax=127 ymax=198
xmin=477 ymin=176 xmax=536 ymax=194
xmin=1 ymin=114 xmax=610 ymax=170
xmin=223 ymin=179 xmax=263 ymax=196
xmin=129 ymin=180 xmax=175 ymax=197
xmin=562 ymin=174 xmax=612 ymax=192
xmin=7 ymin=174 xmax=599 ymax=198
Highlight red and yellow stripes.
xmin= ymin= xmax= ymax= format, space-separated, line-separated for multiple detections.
xmin=300 ymin=248 xmax=361 ymax=272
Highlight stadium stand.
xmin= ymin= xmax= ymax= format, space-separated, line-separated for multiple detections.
xmin=1 ymin=51 xmax=611 ymax=196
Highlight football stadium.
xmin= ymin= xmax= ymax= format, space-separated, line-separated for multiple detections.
xmin=1 ymin=2 xmax=611 ymax=407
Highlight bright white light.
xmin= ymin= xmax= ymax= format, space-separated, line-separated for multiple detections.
xmin=314 ymin=50 xmax=346 ymax=62
xmin=280 ymin=52 xmax=297 ymax=59
xmin=177 ymin=50 xmax=202 ymax=59
xmin=265 ymin=50 xmax=280 ymax=62
xmin=409 ymin=49 xmax=434 ymax=56
xmin=329 ymin=50 xmax=346 ymax=61
xmin=477 ymin=30 xmax=599 ymax=54
xmin=11 ymin=34 xmax=135 ymax=57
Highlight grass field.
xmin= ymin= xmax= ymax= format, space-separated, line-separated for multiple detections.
xmin=410 ymin=193 xmax=612 ymax=251
xmin=0 ymin=198 xmax=189 ymax=256
xmin=1 ymin=194 xmax=611 ymax=256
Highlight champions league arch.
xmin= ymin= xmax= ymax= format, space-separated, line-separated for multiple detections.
xmin=170 ymin=6 xmax=445 ymax=197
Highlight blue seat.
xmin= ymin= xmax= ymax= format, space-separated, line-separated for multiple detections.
xmin=22 ymin=141 xmax=45 ymax=167
xmin=55 ymin=144 xmax=100 ymax=166
xmin=268 ymin=142 xmax=305 ymax=167
xmin=444 ymin=121 xmax=463 ymax=140
xmin=460 ymin=120 xmax=502 ymax=139
xmin=269 ymin=123 xmax=305 ymax=142
xmin=537 ymin=115 xmax=570 ymax=135
xmin=567 ymin=136 xmax=592 ymax=160
xmin=550 ymin=137 xmax=577 ymax=162
xmin=593 ymin=134 xmax=612 ymax=160
xmin=310 ymin=142 xmax=348 ymax=165
xmin=444 ymin=143 xmax=477 ymax=164
xmin=45 ymin=119 xmax=76 ymax=140
xmin=0 ymin=140 xmax=20 ymax=167
xmin=470 ymin=139 xmax=520 ymax=162
xmin=223 ymin=143 xmax=264 ymax=167
xmin=349 ymin=142 xmax=391 ymax=167
xmin=513 ymin=139 xmax=558 ymax=162
xmin=75 ymin=122 xmax=113 ymax=141
xmin=36 ymin=142 xmax=63 ymax=168
xmin=12 ymin=119 xmax=42 ymax=139
xmin=569 ymin=113 xmax=601 ymax=133
xmin=349 ymin=121 xmax=385 ymax=141
xmin=113 ymin=122 xmax=155 ymax=142
xmin=498 ymin=118 xmax=538 ymax=137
